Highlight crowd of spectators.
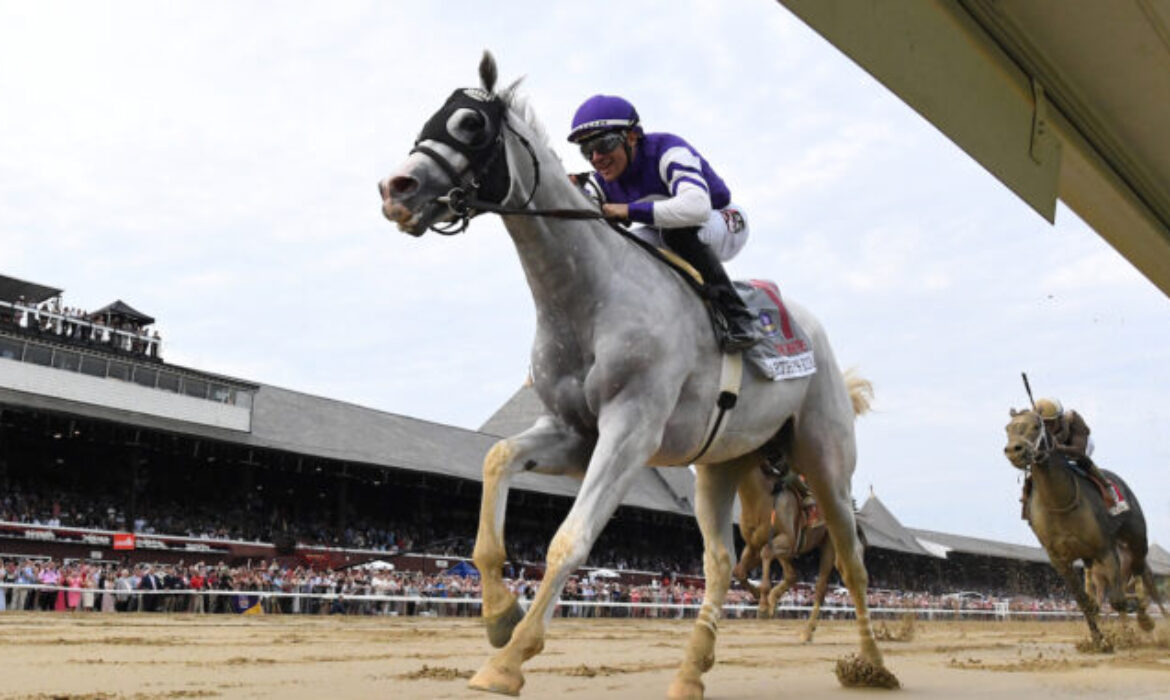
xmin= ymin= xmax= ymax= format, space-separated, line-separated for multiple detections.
xmin=0 ymin=480 xmax=702 ymax=576
xmin=0 ymin=556 xmax=1081 ymax=618
xmin=0 ymin=296 xmax=161 ymax=359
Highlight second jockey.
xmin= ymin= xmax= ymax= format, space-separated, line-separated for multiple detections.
xmin=566 ymin=94 xmax=760 ymax=352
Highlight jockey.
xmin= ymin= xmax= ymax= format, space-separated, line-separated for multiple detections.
xmin=566 ymin=94 xmax=759 ymax=352
xmin=1035 ymin=398 xmax=1128 ymax=515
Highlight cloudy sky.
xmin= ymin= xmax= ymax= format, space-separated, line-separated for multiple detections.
xmin=2 ymin=1 xmax=1168 ymax=549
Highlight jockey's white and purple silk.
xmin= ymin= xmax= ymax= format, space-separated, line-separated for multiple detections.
xmin=584 ymin=132 xmax=731 ymax=228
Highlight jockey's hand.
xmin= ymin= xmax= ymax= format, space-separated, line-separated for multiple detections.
xmin=601 ymin=203 xmax=629 ymax=221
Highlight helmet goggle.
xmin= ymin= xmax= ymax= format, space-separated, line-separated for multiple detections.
xmin=579 ymin=131 xmax=626 ymax=160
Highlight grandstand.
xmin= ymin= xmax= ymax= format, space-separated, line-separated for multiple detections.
xmin=1 ymin=272 xmax=1167 ymax=598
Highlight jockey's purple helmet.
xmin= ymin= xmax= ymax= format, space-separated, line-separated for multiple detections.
xmin=567 ymin=95 xmax=641 ymax=143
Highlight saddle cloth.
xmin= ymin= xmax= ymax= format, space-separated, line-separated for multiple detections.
xmin=736 ymin=279 xmax=817 ymax=381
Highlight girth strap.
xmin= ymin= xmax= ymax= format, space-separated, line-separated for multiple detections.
xmin=685 ymin=351 xmax=743 ymax=464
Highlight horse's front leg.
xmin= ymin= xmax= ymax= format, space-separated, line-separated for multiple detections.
xmin=472 ymin=418 xmax=592 ymax=649
xmin=731 ymin=539 xmax=762 ymax=601
xmin=469 ymin=400 xmax=666 ymax=696
xmin=668 ymin=457 xmax=752 ymax=700
xmin=1051 ymin=557 xmax=1109 ymax=652
xmin=800 ymin=535 xmax=835 ymax=643
xmin=757 ymin=542 xmax=776 ymax=619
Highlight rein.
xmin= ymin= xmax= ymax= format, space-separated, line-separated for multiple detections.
xmin=1024 ymin=420 xmax=1081 ymax=514
xmin=416 ymin=96 xmax=719 ymax=338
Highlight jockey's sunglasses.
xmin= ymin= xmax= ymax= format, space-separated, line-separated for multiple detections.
xmin=579 ymin=131 xmax=626 ymax=160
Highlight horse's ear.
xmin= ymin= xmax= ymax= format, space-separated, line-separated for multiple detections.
xmin=1009 ymin=408 xmax=1019 ymax=417
xmin=479 ymin=51 xmax=498 ymax=94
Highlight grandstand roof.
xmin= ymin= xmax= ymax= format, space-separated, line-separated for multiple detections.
xmin=250 ymin=385 xmax=702 ymax=515
xmin=1148 ymin=544 xmax=1170 ymax=576
xmin=0 ymin=273 xmax=62 ymax=305
xmin=92 ymin=299 xmax=155 ymax=326
xmin=479 ymin=382 xmax=543 ymax=437
xmin=908 ymin=527 xmax=1051 ymax=565
xmin=857 ymin=494 xmax=942 ymax=558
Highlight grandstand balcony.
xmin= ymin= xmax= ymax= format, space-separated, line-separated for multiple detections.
xmin=0 ymin=327 xmax=256 ymax=432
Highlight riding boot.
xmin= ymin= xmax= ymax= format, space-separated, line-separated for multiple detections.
xmin=662 ymin=227 xmax=760 ymax=352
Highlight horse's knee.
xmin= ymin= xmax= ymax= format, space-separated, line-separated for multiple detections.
xmin=483 ymin=440 xmax=516 ymax=479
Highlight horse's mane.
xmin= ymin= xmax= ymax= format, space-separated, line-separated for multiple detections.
xmin=498 ymin=80 xmax=552 ymax=150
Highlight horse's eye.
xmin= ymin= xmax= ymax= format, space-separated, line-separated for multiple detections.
xmin=460 ymin=112 xmax=485 ymax=132
xmin=446 ymin=108 xmax=490 ymax=147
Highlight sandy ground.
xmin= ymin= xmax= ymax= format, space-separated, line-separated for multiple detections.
xmin=1 ymin=612 xmax=1168 ymax=699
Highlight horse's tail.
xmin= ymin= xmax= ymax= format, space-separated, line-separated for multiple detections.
xmin=843 ymin=368 xmax=874 ymax=418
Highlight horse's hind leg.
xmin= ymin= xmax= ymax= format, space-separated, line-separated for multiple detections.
xmin=472 ymin=419 xmax=591 ymax=649
xmin=668 ymin=457 xmax=752 ymax=700
xmin=1100 ymin=549 xmax=1131 ymax=630
xmin=793 ymin=422 xmax=885 ymax=671
xmin=1135 ymin=571 xmax=1156 ymax=632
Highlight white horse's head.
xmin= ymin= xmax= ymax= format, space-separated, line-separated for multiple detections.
xmin=378 ymin=52 xmax=524 ymax=236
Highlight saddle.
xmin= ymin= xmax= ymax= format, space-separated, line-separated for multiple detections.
xmin=1020 ymin=456 xmax=1127 ymax=520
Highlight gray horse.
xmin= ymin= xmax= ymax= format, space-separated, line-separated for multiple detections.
xmin=1004 ymin=408 xmax=1165 ymax=650
xmin=379 ymin=53 xmax=893 ymax=698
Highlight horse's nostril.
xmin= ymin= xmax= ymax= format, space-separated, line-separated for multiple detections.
xmin=389 ymin=175 xmax=418 ymax=197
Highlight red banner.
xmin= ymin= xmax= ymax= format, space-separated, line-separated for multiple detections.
xmin=113 ymin=533 xmax=136 ymax=550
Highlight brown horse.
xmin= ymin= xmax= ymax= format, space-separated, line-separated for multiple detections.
xmin=1004 ymin=408 xmax=1165 ymax=649
xmin=734 ymin=371 xmax=870 ymax=641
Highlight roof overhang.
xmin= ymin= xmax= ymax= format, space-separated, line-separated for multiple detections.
xmin=779 ymin=0 xmax=1170 ymax=295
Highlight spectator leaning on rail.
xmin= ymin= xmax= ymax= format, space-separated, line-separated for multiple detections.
xmin=566 ymin=94 xmax=759 ymax=352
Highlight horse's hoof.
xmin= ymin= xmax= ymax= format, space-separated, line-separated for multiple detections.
xmin=834 ymin=654 xmax=900 ymax=689
xmin=485 ymin=598 xmax=525 ymax=649
xmin=758 ymin=607 xmax=773 ymax=620
xmin=1138 ymin=614 xmax=1155 ymax=633
xmin=468 ymin=662 xmax=525 ymax=696
xmin=666 ymin=677 xmax=705 ymax=700
xmin=799 ymin=629 xmax=814 ymax=644
xmin=1076 ymin=635 xmax=1114 ymax=654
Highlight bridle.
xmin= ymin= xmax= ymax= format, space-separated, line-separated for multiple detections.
xmin=1019 ymin=412 xmax=1080 ymax=514
xmin=404 ymin=88 xmax=712 ymax=303
xmin=409 ymin=89 xmax=605 ymax=235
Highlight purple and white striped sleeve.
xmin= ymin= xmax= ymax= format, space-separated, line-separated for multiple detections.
xmin=632 ymin=146 xmax=712 ymax=228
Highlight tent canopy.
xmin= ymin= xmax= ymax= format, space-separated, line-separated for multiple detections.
xmin=0 ymin=273 xmax=62 ymax=305
xmin=358 ymin=560 xmax=395 ymax=571
xmin=92 ymin=299 xmax=155 ymax=326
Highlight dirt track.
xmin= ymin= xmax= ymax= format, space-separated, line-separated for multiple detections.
xmin=1 ymin=613 xmax=1168 ymax=698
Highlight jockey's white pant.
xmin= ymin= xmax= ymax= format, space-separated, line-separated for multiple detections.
xmin=629 ymin=203 xmax=750 ymax=262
